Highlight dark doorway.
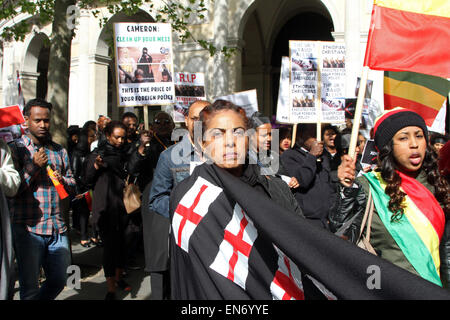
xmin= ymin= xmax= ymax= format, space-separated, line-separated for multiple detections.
xmin=270 ymin=12 xmax=334 ymax=115
xmin=36 ymin=44 xmax=50 ymax=99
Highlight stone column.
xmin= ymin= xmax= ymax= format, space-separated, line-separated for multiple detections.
xmin=344 ymin=0 xmax=361 ymax=97
xmin=68 ymin=9 xmax=91 ymax=127
xmin=213 ymin=0 xmax=229 ymax=97
xmin=89 ymin=54 xmax=110 ymax=121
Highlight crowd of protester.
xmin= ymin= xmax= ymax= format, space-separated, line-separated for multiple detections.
xmin=0 ymin=97 xmax=449 ymax=300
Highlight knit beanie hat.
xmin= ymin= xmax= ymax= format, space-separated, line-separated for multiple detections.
xmin=373 ymin=107 xmax=428 ymax=151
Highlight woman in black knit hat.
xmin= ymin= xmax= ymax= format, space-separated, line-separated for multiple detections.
xmin=329 ymin=107 xmax=450 ymax=288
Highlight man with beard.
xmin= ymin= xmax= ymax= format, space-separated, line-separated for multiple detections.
xmin=8 ymin=98 xmax=76 ymax=300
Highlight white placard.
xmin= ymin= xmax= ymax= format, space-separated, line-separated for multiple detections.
xmin=114 ymin=23 xmax=175 ymax=107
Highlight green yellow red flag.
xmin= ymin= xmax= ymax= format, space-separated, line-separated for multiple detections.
xmin=364 ymin=0 xmax=450 ymax=79
xmin=384 ymin=71 xmax=450 ymax=127
xmin=364 ymin=171 xmax=444 ymax=286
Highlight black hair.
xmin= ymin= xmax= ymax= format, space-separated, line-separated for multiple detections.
xmin=378 ymin=140 xmax=450 ymax=221
xmin=430 ymin=133 xmax=448 ymax=145
xmin=83 ymin=120 xmax=97 ymax=132
xmin=67 ymin=125 xmax=80 ymax=137
xmin=104 ymin=120 xmax=127 ymax=137
xmin=295 ymin=123 xmax=316 ymax=148
xmin=121 ymin=112 xmax=138 ymax=121
xmin=75 ymin=128 xmax=91 ymax=155
xmin=23 ymin=98 xmax=52 ymax=117
xmin=279 ymin=126 xmax=292 ymax=141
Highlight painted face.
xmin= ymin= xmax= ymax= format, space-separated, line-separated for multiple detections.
xmin=202 ymin=110 xmax=248 ymax=171
xmin=106 ymin=127 xmax=126 ymax=148
xmin=255 ymin=123 xmax=272 ymax=152
xmin=25 ymin=106 xmax=51 ymax=142
xmin=392 ymin=126 xmax=427 ymax=173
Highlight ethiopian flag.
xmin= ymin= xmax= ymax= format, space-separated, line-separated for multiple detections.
xmin=384 ymin=71 xmax=450 ymax=127
xmin=364 ymin=171 xmax=445 ymax=286
xmin=364 ymin=0 xmax=450 ymax=79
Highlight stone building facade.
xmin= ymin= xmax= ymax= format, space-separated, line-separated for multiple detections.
xmin=0 ymin=0 xmax=383 ymax=127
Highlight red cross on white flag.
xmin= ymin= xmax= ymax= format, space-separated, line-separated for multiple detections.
xmin=172 ymin=177 xmax=222 ymax=252
xmin=210 ymin=203 xmax=257 ymax=290
xmin=270 ymin=246 xmax=305 ymax=300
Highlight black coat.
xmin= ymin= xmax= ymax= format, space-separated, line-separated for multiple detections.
xmin=280 ymin=144 xmax=338 ymax=228
xmin=240 ymin=164 xmax=304 ymax=218
xmin=70 ymin=148 xmax=89 ymax=194
xmin=84 ymin=143 xmax=133 ymax=228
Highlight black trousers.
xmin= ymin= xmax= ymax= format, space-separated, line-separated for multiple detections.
xmin=72 ymin=199 xmax=91 ymax=241
xmin=149 ymin=270 xmax=170 ymax=300
xmin=98 ymin=216 xmax=127 ymax=278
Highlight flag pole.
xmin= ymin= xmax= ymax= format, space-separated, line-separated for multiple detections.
xmin=291 ymin=123 xmax=298 ymax=148
xmin=143 ymin=105 xmax=149 ymax=131
xmin=348 ymin=66 xmax=369 ymax=159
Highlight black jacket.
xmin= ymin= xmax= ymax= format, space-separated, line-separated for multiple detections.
xmin=240 ymin=164 xmax=304 ymax=219
xmin=280 ymin=144 xmax=338 ymax=228
xmin=127 ymin=134 xmax=174 ymax=192
xmin=85 ymin=142 xmax=140 ymax=227
xmin=329 ymin=171 xmax=450 ymax=289
xmin=71 ymin=148 xmax=90 ymax=194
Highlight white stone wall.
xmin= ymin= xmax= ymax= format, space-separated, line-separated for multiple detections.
xmin=1 ymin=0 xmax=384 ymax=125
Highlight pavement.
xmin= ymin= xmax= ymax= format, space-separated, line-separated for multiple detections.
xmin=12 ymin=227 xmax=152 ymax=301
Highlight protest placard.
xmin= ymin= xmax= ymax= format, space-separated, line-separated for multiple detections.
xmin=214 ymin=89 xmax=259 ymax=118
xmin=288 ymin=41 xmax=346 ymax=124
xmin=276 ymin=56 xmax=290 ymax=123
xmin=320 ymin=43 xmax=346 ymax=123
xmin=113 ymin=23 xmax=175 ymax=107
xmin=172 ymin=72 xmax=206 ymax=122
xmin=360 ymin=139 xmax=378 ymax=168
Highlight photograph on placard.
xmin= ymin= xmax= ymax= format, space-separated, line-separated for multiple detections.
xmin=114 ymin=23 xmax=175 ymax=107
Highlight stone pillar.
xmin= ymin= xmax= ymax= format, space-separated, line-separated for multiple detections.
xmin=213 ymin=0 xmax=229 ymax=97
xmin=344 ymin=0 xmax=360 ymax=97
xmin=89 ymin=54 xmax=110 ymax=121
xmin=2 ymin=42 xmax=19 ymax=106
xmin=68 ymin=9 xmax=91 ymax=127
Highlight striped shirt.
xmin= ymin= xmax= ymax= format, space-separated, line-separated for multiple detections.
xmin=9 ymin=135 xmax=75 ymax=235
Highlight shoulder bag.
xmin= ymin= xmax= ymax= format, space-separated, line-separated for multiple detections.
xmin=123 ymin=175 xmax=141 ymax=214
xmin=356 ymin=189 xmax=377 ymax=255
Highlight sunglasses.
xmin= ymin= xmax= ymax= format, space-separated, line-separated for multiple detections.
xmin=154 ymin=119 xmax=171 ymax=124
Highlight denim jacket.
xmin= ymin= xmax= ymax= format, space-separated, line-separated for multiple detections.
xmin=148 ymin=134 xmax=202 ymax=218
